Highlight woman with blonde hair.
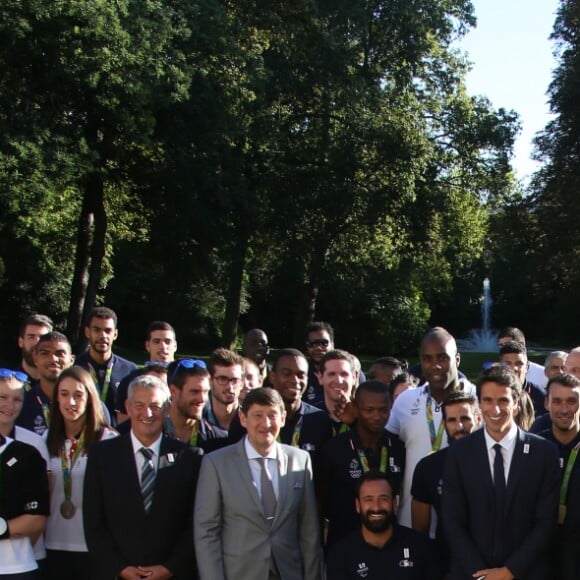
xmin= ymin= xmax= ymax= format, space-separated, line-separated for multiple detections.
xmin=44 ymin=365 xmax=117 ymax=579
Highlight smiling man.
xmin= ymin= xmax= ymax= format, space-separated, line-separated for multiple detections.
xmin=17 ymin=332 xmax=75 ymax=436
xmin=442 ymin=364 xmax=559 ymax=580
xmin=537 ymin=373 xmax=580 ymax=577
xmin=84 ymin=375 xmax=202 ymax=580
xmin=76 ymin=307 xmax=136 ymax=422
xmin=386 ymin=327 xmax=475 ymax=529
xmin=195 ymin=387 xmax=322 ymax=580
xmin=326 ymin=470 xmax=442 ymax=580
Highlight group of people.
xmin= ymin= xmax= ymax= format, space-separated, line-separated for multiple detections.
xmin=2 ymin=308 xmax=580 ymax=579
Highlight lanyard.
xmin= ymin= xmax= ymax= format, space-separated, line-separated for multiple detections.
xmin=356 ymin=444 xmax=388 ymax=473
xmin=36 ymin=394 xmax=51 ymax=427
xmin=60 ymin=433 xmax=85 ymax=502
xmin=88 ymin=358 xmax=114 ymax=403
xmin=277 ymin=414 xmax=304 ymax=447
xmin=332 ymin=422 xmax=350 ymax=437
xmin=426 ymin=393 xmax=445 ymax=451
xmin=559 ymin=441 xmax=580 ymax=524
xmin=164 ymin=417 xmax=199 ymax=447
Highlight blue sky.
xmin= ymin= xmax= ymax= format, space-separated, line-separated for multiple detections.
xmin=456 ymin=0 xmax=560 ymax=183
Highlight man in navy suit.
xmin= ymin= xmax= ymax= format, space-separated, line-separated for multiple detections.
xmin=84 ymin=374 xmax=202 ymax=580
xmin=442 ymin=364 xmax=559 ymax=580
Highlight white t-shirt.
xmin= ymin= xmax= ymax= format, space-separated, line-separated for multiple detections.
xmin=14 ymin=426 xmax=50 ymax=561
xmin=44 ymin=427 xmax=118 ymax=552
xmin=527 ymin=361 xmax=547 ymax=391
xmin=386 ymin=380 xmax=476 ymax=530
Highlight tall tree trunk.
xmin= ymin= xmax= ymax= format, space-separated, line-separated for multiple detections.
xmin=291 ymin=251 xmax=323 ymax=345
xmin=221 ymin=235 xmax=249 ymax=348
xmin=66 ymin=173 xmax=106 ymax=353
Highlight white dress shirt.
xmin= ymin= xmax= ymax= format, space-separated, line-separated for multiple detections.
xmin=130 ymin=431 xmax=163 ymax=476
xmin=484 ymin=422 xmax=518 ymax=482
xmin=244 ymin=437 xmax=279 ymax=500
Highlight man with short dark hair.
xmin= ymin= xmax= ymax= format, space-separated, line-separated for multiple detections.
xmin=76 ymin=307 xmax=136 ymax=421
xmin=442 ymin=364 xmax=559 ymax=580
xmin=17 ymin=314 xmax=53 ymax=380
xmin=411 ymin=392 xmax=482 ymax=572
xmin=303 ymin=321 xmax=335 ymax=409
xmin=228 ymin=349 xmax=334 ymax=464
xmin=195 ymin=387 xmax=322 ymax=579
xmin=17 ymin=332 xmax=75 ymax=436
xmin=318 ymin=380 xmax=405 ymax=548
xmin=537 ymin=373 xmax=580 ymax=578
xmin=326 ymin=470 xmax=443 ymax=580
xmin=165 ymin=359 xmax=227 ymax=453
xmin=367 ymin=357 xmax=405 ymax=387
xmin=387 ymin=327 xmax=475 ymax=529
xmin=498 ymin=326 xmax=547 ymax=389
xmin=499 ymin=341 xmax=546 ymax=417
xmin=203 ymin=348 xmax=244 ymax=434
xmin=241 ymin=329 xmax=270 ymax=382
xmin=84 ymin=375 xmax=202 ymax=580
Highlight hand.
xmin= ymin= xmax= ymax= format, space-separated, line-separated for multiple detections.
xmin=137 ymin=565 xmax=173 ymax=580
xmin=334 ymin=392 xmax=357 ymax=425
xmin=473 ymin=567 xmax=514 ymax=580
xmin=119 ymin=566 xmax=150 ymax=579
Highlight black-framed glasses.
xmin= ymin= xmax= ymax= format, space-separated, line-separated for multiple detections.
xmin=169 ymin=359 xmax=207 ymax=384
xmin=0 ymin=368 xmax=28 ymax=382
xmin=214 ymin=375 xmax=242 ymax=387
xmin=307 ymin=339 xmax=330 ymax=348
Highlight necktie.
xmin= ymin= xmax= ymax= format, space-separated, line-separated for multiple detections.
xmin=492 ymin=443 xmax=506 ymax=564
xmin=140 ymin=447 xmax=155 ymax=513
xmin=257 ymin=457 xmax=277 ymax=523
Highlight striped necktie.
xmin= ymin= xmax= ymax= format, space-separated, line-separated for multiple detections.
xmin=140 ymin=447 xmax=155 ymax=513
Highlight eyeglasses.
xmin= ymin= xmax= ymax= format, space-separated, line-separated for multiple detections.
xmin=214 ymin=375 xmax=242 ymax=386
xmin=0 ymin=369 xmax=28 ymax=383
xmin=307 ymin=339 xmax=330 ymax=348
xmin=169 ymin=359 xmax=207 ymax=384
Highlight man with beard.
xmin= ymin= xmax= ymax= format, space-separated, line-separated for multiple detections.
xmin=537 ymin=373 xmax=580 ymax=578
xmin=387 ymin=327 xmax=475 ymax=529
xmin=76 ymin=307 xmax=136 ymax=422
xmin=411 ymin=392 xmax=482 ymax=572
xmin=326 ymin=470 xmax=442 ymax=580
xmin=17 ymin=332 xmax=75 ymax=435
xmin=228 ymin=349 xmax=334 ymax=464
xmin=17 ymin=314 xmax=53 ymax=380
xmin=165 ymin=359 xmax=228 ymax=453
xmin=203 ymin=348 xmax=244 ymax=435
xmin=318 ymin=380 xmax=405 ymax=548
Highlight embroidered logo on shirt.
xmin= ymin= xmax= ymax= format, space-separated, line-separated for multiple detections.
xmin=356 ymin=562 xmax=369 ymax=578
xmin=349 ymin=458 xmax=362 ymax=479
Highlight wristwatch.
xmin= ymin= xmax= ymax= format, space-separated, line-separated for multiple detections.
xmin=0 ymin=517 xmax=9 ymax=539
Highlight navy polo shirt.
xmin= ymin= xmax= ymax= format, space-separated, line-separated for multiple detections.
xmin=326 ymin=525 xmax=443 ymax=580
xmin=16 ymin=380 xmax=50 ymax=436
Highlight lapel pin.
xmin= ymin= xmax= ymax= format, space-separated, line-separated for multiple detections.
xmin=7 ymin=457 xmax=17 ymax=467
xmin=524 ymin=444 xmax=530 ymax=454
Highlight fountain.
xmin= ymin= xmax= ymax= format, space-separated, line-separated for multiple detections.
xmin=458 ymin=278 xmax=498 ymax=352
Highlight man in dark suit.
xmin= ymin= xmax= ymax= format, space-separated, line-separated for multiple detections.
xmin=84 ymin=374 xmax=202 ymax=580
xmin=442 ymin=364 xmax=559 ymax=580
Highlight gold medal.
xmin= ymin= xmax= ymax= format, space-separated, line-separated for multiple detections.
xmin=559 ymin=504 xmax=567 ymax=525
xmin=60 ymin=500 xmax=76 ymax=519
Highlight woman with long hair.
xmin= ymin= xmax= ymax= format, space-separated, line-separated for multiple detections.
xmin=43 ymin=365 xmax=117 ymax=579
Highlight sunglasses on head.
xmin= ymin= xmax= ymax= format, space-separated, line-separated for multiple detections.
xmin=170 ymin=359 xmax=207 ymax=384
xmin=0 ymin=368 xmax=28 ymax=382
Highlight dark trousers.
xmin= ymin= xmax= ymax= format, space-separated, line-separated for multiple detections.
xmin=45 ymin=550 xmax=89 ymax=580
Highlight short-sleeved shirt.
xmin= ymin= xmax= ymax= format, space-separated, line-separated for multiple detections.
xmin=326 ymin=525 xmax=443 ymax=580
xmin=386 ymin=380 xmax=475 ymax=529
xmin=318 ymin=426 xmax=405 ymax=548
xmin=0 ymin=437 xmax=50 ymax=574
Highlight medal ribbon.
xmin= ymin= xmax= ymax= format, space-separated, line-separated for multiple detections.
xmin=36 ymin=395 xmax=50 ymax=427
xmin=276 ymin=414 xmax=304 ymax=447
xmin=357 ymin=445 xmax=388 ymax=473
xmin=426 ymin=394 xmax=445 ymax=451
xmin=189 ymin=421 xmax=199 ymax=447
xmin=88 ymin=358 xmax=114 ymax=403
xmin=60 ymin=433 xmax=85 ymax=502
xmin=559 ymin=441 xmax=580 ymax=523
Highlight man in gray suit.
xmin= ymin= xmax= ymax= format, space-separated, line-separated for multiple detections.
xmin=194 ymin=387 xmax=322 ymax=580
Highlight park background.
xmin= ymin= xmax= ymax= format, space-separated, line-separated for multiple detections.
xmin=0 ymin=1 xmax=578 ymax=366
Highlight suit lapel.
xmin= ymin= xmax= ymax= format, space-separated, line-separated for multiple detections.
xmin=117 ymin=435 xmax=147 ymax=517
xmin=473 ymin=430 xmax=495 ymax=506
xmin=273 ymin=444 xmax=288 ymax=522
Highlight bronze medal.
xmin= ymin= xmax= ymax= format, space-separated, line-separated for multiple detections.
xmin=559 ymin=504 xmax=567 ymax=525
xmin=60 ymin=500 xmax=76 ymax=519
